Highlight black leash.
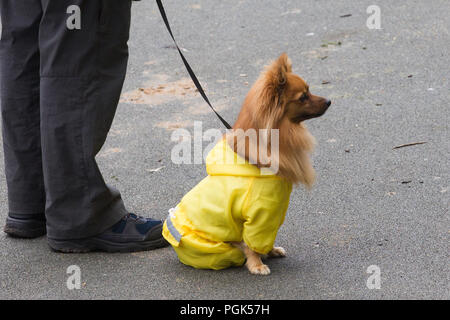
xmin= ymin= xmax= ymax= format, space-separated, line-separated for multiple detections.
xmin=155 ymin=0 xmax=232 ymax=130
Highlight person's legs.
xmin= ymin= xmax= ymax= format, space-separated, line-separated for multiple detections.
xmin=39 ymin=0 xmax=167 ymax=252
xmin=0 ymin=0 xmax=47 ymax=237
xmin=1 ymin=0 xmax=167 ymax=251
xmin=38 ymin=0 xmax=130 ymax=240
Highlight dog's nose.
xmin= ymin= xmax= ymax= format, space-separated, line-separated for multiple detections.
xmin=325 ymin=99 xmax=332 ymax=107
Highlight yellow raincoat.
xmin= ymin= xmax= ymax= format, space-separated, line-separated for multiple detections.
xmin=162 ymin=139 xmax=292 ymax=270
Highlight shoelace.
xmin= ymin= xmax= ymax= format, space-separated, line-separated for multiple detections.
xmin=123 ymin=213 xmax=161 ymax=224
xmin=123 ymin=213 xmax=140 ymax=221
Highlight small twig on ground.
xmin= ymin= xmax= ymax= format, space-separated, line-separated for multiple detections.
xmin=392 ymin=142 xmax=427 ymax=150
xmin=146 ymin=166 xmax=165 ymax=173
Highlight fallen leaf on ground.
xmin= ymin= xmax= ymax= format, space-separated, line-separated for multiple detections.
xmin=156 ymin=120 xmax=193 ymax=130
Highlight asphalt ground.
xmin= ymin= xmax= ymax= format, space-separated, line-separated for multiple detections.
xmin=0 ymin=0 xmax=448 ymax=299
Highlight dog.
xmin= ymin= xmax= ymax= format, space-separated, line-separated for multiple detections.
xmin=162 ymin=53 xmax=331 ymax=275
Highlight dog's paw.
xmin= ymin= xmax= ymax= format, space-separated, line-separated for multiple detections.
xmin=248 ymin=264 xmax=271 ymax=275
xmin=268 ymin=247 xmax=286 ymax=258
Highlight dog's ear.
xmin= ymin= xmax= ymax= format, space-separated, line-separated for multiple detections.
xmin=255 ymin=53 xmax=293 ymax=127
xmin=266 ymin=53 xmax=292 ymax=93
xmin=275 ymin=53 xmax=292 ymax=86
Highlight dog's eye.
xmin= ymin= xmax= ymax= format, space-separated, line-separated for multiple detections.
xmin=299 ymin=94 xmax=308 ymax=102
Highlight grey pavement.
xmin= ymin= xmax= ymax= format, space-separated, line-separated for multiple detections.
xmin=0 ymin=0 xmax=449 ymax=299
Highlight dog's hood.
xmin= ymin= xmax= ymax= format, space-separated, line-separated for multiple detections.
xmin=206 ymin=139 xmax=277 ymax=177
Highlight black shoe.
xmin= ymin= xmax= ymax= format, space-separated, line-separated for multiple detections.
xmin=4 ymin=215 xmax=47 ymax=238
xmin=48 ymin=213 xmax=169 ymax=253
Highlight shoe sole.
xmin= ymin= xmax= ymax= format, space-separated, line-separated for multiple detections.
xmin=48 ymin=237 xmax=169 ymax=253
xmin=48 ymin=225 xmax=169 ymax=253
xmin=4 ymin=216 xmax=46 ymax=239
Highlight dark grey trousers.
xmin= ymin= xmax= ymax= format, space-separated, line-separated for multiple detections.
xmin=0 ymin=0 xmax=132 ymax=239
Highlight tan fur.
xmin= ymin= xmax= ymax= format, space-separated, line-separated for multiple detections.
xmin=229 ymin=53 xmax=329 ymax=187
xmin=232 ymin=242 xmax=285 ymax=275
xmin=229 ymin=53 xmax=331 ymax=275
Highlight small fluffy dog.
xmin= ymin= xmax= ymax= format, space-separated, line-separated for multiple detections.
xmin=163 ymin=53 xmax=331 ymax=275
